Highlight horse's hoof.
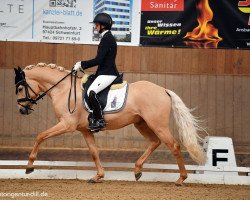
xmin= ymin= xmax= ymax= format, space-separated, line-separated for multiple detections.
xmin=175 ymin=182 xmax=183 ymax=186
xmin=87 ymin=179 xmax=102 ymax=183
xmin=25 ymin=167 xmax=34 ymax=174
xmin=175 ymin=177 xmax=186 ymax=186
xmin=135 ymin=172 xmax=142 ymax=181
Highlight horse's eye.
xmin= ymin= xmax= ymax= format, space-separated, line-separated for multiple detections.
xmin=18 ymin=87 xmax=23 ymax=92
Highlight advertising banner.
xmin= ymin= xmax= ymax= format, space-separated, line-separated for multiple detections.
xmin=140 ymin=0 xmax=250 ymax=49
xmin=0 ymin=0 xmax=33 ymax=41
xmin=1 ymin=0 xmax=249 ymax=49
xmin=35 ymin=0 xmax=91 ymax=44
xmin=0 ymin=0 xmax=140 ymax=46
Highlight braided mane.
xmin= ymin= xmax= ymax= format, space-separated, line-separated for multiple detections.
xmin=24 ymin=63 xmax=69 ymax=72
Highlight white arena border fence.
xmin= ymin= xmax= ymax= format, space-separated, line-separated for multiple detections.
xmin=0 ymin=160 xmax=249 ymax=185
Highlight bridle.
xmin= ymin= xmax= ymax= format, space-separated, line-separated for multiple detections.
xmin=15 ymin=68 xmax=77 ymax=113
xmin=16 ymin=78 xmax=40 ymax=111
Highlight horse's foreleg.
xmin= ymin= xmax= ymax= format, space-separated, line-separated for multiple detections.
xmin=26 ymin=120 xmax=74 ymax=174
xmin=134 ymin=121 xmax=161 ymax=181
xmin=81 ymin=131 xmax=104 ymax=183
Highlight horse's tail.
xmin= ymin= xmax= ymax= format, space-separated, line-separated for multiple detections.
xmin=166 ymin=89 xmax=206 ymax=165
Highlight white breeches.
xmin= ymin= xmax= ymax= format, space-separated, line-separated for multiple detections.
xmin=87 ymin=75 xmax=117 ymax=96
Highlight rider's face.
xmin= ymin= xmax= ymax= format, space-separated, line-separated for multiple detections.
xmin=95 ymin=23 xmax=101 ymax=33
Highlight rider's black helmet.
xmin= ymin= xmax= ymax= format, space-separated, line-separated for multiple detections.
xmin=93 ymin=13 xmax=113 ymax=30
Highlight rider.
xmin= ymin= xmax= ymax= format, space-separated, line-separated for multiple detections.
xmin=73 ymin=13 xmax=119 ymax=131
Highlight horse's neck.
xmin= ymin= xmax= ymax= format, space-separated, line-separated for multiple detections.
xmin=25 ymin=67 xmax=69 ymax=98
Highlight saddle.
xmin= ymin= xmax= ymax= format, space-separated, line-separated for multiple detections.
xmin=81 ymin=73 xmax=128 ymax=113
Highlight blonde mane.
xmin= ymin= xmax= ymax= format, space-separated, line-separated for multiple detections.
xmin=24 ymin=63 xmax=83 ymax=78
xmin=24 ymin=63 xmax=69 ymax=72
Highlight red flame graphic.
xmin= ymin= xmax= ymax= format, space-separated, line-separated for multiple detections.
xmin=183 ymin=0 xmax=222 ymax=48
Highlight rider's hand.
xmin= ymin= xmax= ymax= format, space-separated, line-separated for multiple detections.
xmin=73 ymin=61 xmax=82 ymax=72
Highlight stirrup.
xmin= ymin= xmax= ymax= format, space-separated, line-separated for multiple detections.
xmin=88 ymin=119 xmax=106 ymax=132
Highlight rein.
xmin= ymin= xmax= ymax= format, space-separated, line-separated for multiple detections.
xmin=68 ymin=69 xmax=77 ymax=114
xmin=17 ymin=69 xmax=78 ymax=113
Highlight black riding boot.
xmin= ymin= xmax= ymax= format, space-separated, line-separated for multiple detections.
xmin=88 ymin=91 xmax=106 ymax=131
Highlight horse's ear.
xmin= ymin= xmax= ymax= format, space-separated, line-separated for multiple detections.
xmin=14 ymin=66 xmax=25 ymax=85
xmin=14 ymin=67 xmax=18 ymax=75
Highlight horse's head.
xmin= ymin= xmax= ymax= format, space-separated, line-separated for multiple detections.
xmin=14 ymin=67 xmax=40 ymax=115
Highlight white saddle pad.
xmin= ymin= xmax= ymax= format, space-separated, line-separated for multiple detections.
xmin=84 ymin=83 xmax=128 ymax=113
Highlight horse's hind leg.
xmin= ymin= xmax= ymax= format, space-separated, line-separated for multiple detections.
xmin=150 ymin=126 xmax=187 ymax=186
xmin=134 ymin=120 xmax=161 ymax=181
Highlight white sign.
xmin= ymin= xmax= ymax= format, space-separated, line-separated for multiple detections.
xmin=0 ymin=0 xmax=33 ymax=41
xmin=202 ymin=136 xmax=238 ymax=176
xmin=0 ymin=0 xmax=140 ymax=46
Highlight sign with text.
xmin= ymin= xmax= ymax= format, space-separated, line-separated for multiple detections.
xmin=0 ymin=0 xmax=33 ymax=41
xmin=141 ymin=0 xmax=184 ymax=11
xmin=0 ymin=0 xmax=140 ymax=46
xmin=140 ymin=0 xmax=250 ymax=49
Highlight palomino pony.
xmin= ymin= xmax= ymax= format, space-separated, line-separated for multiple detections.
xmin=14 ymin=63 xmax=206 ymax=186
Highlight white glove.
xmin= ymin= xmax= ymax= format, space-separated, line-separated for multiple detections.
xmin=73 ymin=61 xmax=82 ymax=72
